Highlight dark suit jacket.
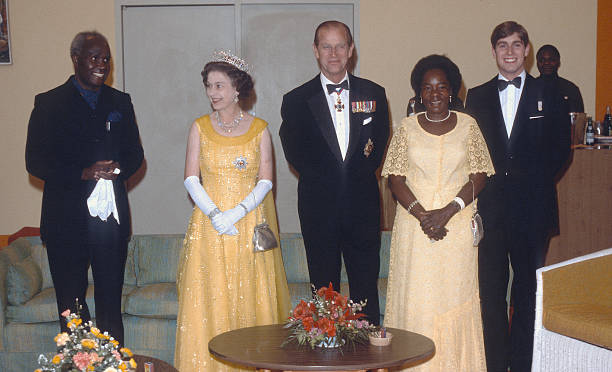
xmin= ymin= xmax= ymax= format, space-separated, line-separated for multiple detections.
xmin=26 ymin=77 xmax=144 ymax=243
xmin=465 ymin=74 xmax=570 ymax=234
xmin=279 ymin=74 xmax=389 ymax=234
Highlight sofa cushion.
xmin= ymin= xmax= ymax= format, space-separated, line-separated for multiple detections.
xmin=7 ymin=287 xmax=58 ymax=323
xmin=7 ymin=284 xmax=137 ymax=324
xmin=7 ymin=256 xmax=42 ymax=305
xmin=124 ymin=283 xmax=178 ymax=319
xmin=29 ymin=244 xmax=54 ymax=290
xmin=279 ymin=233 xmax=310 ymax=283
xmin=133 ymin=235 xmax=183 ymax=285
xmin=544 ymin=303 xmax=612 ymax=349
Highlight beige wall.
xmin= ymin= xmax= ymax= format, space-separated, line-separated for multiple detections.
xmin=359 ymin=0 xmax=597 ymax=127
xmin=0 ymin=0 xmax=597 ymax=234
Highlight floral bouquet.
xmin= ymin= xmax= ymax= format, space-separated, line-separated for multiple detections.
xmin=282 ymin=283 xmax=375 ymax=349
xmin=36 ymin=307 xmax=136 ymax=372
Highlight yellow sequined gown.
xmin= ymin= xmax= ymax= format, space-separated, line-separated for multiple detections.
xmin=175 ymin=115 xmax=291 ymax=372
xmin=382 ymin=112 xmax=494 ymax=371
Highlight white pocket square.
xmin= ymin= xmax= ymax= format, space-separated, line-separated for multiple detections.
xmin=529 ymin=115 xmax=545 ymax=119
xmin=362 ymin=117 xmax=372 ymax=125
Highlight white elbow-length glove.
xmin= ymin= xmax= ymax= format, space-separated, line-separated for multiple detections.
xmin=212 ymin=179 xmax=273 ymax=235
xmin=184 ymin=176 xmax=237 ymax=235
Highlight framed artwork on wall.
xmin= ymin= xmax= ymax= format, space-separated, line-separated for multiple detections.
xmin=0 ymin=0 xmax=11 ymax=64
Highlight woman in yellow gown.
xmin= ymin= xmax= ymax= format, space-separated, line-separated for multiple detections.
xmin=175 ymin=54 xmax=291 ymax=371
xmin=382 ymin=55 xmax=494 ymax=371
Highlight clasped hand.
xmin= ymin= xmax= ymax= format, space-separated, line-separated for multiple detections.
xmin=82 ymin=160 xmax=120 ymax=181
xmin=415 ymin=204 xmax=457 ymax=241
xmin=211 ymin=206 xmax=246 ymax=236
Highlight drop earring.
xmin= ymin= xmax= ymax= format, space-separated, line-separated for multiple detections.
xmin=233 ymin=94 xmax=239 ymax=103
xmin=449 ymin=95 xmax=453 ymax=103
xmin=420 ymin=96 xmax=422 ymax=104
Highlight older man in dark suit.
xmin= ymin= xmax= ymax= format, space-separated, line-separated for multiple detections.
xmin=280 ymin=20 xmax=389 ymax=325
xmin=465 ymin=21 xmax=570 ymax=372
xmin=26 ymin=31 xmax=143 ymax=344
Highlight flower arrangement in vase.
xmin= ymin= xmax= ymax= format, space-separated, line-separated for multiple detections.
xmin=35 ymin=303 xmax=136 ymax=372
xmin=282 ymin=283 xmax=375 ymax=349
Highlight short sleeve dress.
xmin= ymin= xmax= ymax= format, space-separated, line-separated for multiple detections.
xmin=382 ymin=112 xmax=494 ymax=371
xmin=174 ymin=115 xmax=291 ymax=372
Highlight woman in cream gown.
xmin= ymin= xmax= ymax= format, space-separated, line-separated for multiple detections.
xmin=175 ymin=57 xmax=290 ymax=371
xmin=382 ymin=55 xmax=494 ymax=371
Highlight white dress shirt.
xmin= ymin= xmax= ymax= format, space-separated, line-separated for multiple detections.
xmin=498 ymin=70 xmax=526 ymax=138
xmin=320 ymin=73 xmax=350 ymax=160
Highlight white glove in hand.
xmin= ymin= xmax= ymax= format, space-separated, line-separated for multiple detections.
xmin=184 ymin=176 xmax=238 ymax=234
xmin=212 ymin=206 xmax=246 ymax=235
xmin=240 ymin=179 xmax=273 ymax=213
xmin=211 ymin=214 xmax=239 ymax=236
xmin=183 ymin=176 xmax=217 ymax=216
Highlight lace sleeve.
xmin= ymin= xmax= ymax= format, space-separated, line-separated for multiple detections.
xmin=468 ymin=120 xmax=495 ymax=176
xmin=382 ymin=124 xmax=410 ymax=177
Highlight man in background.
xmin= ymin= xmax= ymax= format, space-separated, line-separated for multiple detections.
xmin=537 ymin=44 xmax=584 ymax=113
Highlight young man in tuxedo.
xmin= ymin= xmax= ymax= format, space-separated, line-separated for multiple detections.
xmin=465 ymin=21 xmax=570 ymax=372
xmin=279 ymin=20 xmax=389 ymax=325
xmin=26 ymin=31 xmax=144 ymax=344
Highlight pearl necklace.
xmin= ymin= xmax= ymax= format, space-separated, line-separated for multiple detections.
xmin=424 ymin=111 xmax=451 ymax=123
xmin=215 ymin=110 xmax=243 ymax=133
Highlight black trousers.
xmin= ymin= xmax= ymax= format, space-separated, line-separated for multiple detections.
xmin=478 ymin=217 xmax=549 ymax=372
xmin=300 ymin=214 xmax=381 ymax=326
xmin=46 ymin=217 xmax=128 ymax=344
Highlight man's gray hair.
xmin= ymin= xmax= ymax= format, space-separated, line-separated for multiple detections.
xmin=70 ymin=31 xmax=108 ymax=57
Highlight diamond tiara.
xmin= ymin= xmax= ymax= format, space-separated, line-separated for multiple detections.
xmin=211 ymin=50 xmax=250 ymax=73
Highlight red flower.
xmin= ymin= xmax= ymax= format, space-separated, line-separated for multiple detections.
xmin=333 ymin=293 xmax=348 ymax=308
xmin=316 ymin=318 xmax=336 ymax=337
xmin=293 ymin=300 xmax=313 ymax=319
xmin=317 ymin=282 xmax=339 ymax=301
xmin=302 ymin=317 xmax=315 ymax=332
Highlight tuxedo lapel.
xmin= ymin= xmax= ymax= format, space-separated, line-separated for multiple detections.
xmin=307 ymin=78 xmax=343 ymax=163
xmin=485 ymin=77 xmax=509 ymax=154
xmin=344 ymin=75 xmax=362 ymax=163
xmin=508 ymin=74 xmax=533 ymax=149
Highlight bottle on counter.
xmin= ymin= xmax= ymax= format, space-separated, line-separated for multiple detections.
xmin=603 ymin=106 xmax=612 ymax=136
xmin=585 ymin=116 xmax=595 ymax=145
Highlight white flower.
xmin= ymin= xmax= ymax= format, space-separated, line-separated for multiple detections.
xmin=103 ymin=368 xmax=118 ymax=372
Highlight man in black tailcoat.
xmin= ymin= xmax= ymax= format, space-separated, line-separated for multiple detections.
xmin=280 ymin=20 xmax=389 ymax=325
xmin=26 ymin=31 xmax=143 ymax=344
xmin=465 ymin=21 xmax=570 ymax=372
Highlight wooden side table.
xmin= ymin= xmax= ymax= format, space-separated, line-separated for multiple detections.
xmin=209 ymin=324 xmax=435 ymax=371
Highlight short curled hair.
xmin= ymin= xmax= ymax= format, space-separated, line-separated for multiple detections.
xmin=536 ymin=44 xmax=560 ymax=61
xmin=70 ymin=31 xmax=108 ymax=57
xmin=490 ymin=21 xmax=529 ymax=48
xmin=201 ymin=61 xmax=254 ymax=101
xmin=410 ymin=54 xmax=462 ymax=99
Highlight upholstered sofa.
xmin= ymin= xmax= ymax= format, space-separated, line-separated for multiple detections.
xmin=532 ymin=247 xmax=612 ymax=371
xmin=0 ymin=232 xmax=391 ymax=371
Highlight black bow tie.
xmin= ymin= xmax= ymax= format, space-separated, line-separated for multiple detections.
xmin=326 ymin=80 xmax=349 ymax=94
xmin=497 ymin=77 xmax=522 ymax=91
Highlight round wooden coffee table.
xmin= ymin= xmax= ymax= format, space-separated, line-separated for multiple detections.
xmin=133 ymin=354 xmax=178 ymax=372
xmin=209 ymin=324 xmax=435 ymax=371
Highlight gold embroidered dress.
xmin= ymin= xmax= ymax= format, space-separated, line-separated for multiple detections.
xmin=175 ymin=115 xmax=291 ymax=372
xmin=382 ymin=112 xmax=494 ymax=371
